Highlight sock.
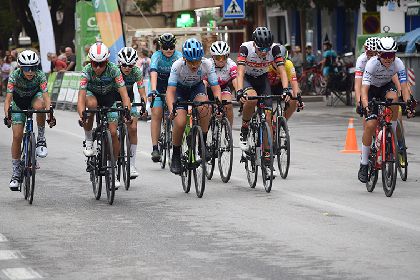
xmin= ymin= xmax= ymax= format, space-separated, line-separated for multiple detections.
xmin=152 ymin=145 xmax=158 ymax=151
xmin=37 ymin=126 xmax=45 ymax=141
xmin=85 ymin=130 xmax=93 ymax=141
xmin=392 ymin=121 xmax=397 ymax=134
xmin=360 ymin=145 xmax=370 ymax=165
xmin=12 ymin=159 xmax=20 ymax=175
xmin=130 ymin=144 xmax=137 ymax=166
xmin=173 ymin=145 xmax=181 ymax=156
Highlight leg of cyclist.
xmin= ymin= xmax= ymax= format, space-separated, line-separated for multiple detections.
xmin=108 ymin=114 xmax=121 ymax=188
xmin=10 ymin=121 xmax=24 ymax=190
xmin=82 ymin=94 xmax=98 ymax=157
xmin=195 ymin=92 xmax=211 ymax=160
xmin=221 ymin=89 xmax=233 ymax=126
xmin=33 ymin=93 xmax=48 ymax=158
xmin=128 ymin=107 xmax=139 ymax=177
xmin=170 ymin=108 xmax=187 ymax=174
xmin=239 ymin=86 xmax=257 ymax=151
xmin=150 ymin=97 xmax=163 ymax=162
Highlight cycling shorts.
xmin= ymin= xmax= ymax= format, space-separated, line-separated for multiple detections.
xmin=244 ymin=74 xmax=272 ymax=109
xmin=207 ymin=86 xmax=231 ymax=101
xmin=11 ymin=92 xmax=43 ymax=125
xmin=86 ymin=91 xmax=118 ymax=123
xmin=366 ymin=82 xmax=397 ymax=121
xmin=175 ymin=82 xmax=207 ymax=110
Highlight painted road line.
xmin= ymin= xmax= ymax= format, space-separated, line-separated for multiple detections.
xmin=2 ymin=268 xmax=42 ymax=280
xmin=0 ymin=251 xmax=24 ymax=261
xmin=0 ymin=234 xmax=7 ymax=242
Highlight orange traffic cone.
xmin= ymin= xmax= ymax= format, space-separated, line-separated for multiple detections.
xmin=340 ymin=118 xmax=361 ymax=154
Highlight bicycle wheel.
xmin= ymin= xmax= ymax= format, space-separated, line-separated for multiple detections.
xmin=366 ymin=142 xmax=378 ymax=192
xmin=103 ymin=130 xmax=116 ymax=205
xmin=396 ymin=120 xmax=407 ymax=181
xmin=381 ymin=127 xmax=397 ymax=197
xmin=314 ymin=74 xmax=326 ymax=95
xmin=26 ymin=133 xmax=36 ymax=204
xmin=218 ymin=118 xmax=233 ymax=183
xmin=261 ymin=122 xmax=274 ymax=193
xmin=192 ymin=125 xmax=206 ymax=198
xmin=181 ymin=132 xmax=191 ymax=193
xmin=244 ymin=123 xmax=258 ymax=188
xmin=120 ymin=124 xmax=131 ymax=190
xmin=159 ymin=118 xmax=167 ymax=169
xmin=276 ymin=116 xmax=290 ymax=179
xmin=21 ymin=136 xmax=29 ymax=200
xmin=166 ymin=118 xmax=172 ymax=168
xmin=205 ymin=116 xmax=216 ymax=180
xmin=90 ymin=153 xmax=101 ymax=200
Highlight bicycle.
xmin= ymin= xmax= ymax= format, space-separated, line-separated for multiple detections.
xmin=206 ymin=100 xmax=233 ymax=183
xmin=150 ymin=93 xmax=172 ymax=170
xmin=365 ymin=98 xmax=406 ymax=197
xmin=271 ymin=94 xmax=302 ymax=179
xmin=298 ymin=64 xmax=326 ymax=95
xmin=395 ymin=119 xmax=407 ymax=181
xmin=5 ymin=105 xmax=55 ymax=204
xmin=173 ymin=100 xmax=214 ymax=198
xmin=239 ymin=94 xmax=275 ymax=193
xmin=80 ymin=106 xmax=129 ymax=205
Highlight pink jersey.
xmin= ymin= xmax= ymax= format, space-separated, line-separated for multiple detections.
xmin=213 ymin=58 xmax=237 ymax=88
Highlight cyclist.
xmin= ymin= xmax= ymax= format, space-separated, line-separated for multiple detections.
xmin=3 ymin=50 xmax=56 ymax=191
xmin=321 ymin=40 xmax=337 ymax=78
xmin=148 ymin=33 xmax=182 ymax=162
xmin=117 ymin=47 xmax=147 ymax=178
xmin=77 ymin=42 xmax=131 ymax=188
xmin=166 ymin=38 xmax=221 ymax=175
xmin=358 ymin=37 xmax=414 ymax=183
xmin=207 ymin=40 xmax=238 ymax=126
xmin=267 ymin=44 xmax=304 ymax=120
xmin=236 ymin=27 xmax=290 ymax=178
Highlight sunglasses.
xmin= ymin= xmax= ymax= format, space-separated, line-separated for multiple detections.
xmin=162 ymin=45 xmax=175 ymax=51
xmin=213 ymin=55 xmax=227 ymax=61
xmin=121 ymin=64 xmax=134 ymax=68
xmin=380 ymin=52 xmax=396 ymax=60
xmin=258 ymin=47 xmax=270 ymax=53
xmin=91 ymin=61 xmax=107 ymax=68
xmin=21 ymin=66 xmax=37 ymax=72
xmin=186 ymin=60 xmax=202 ymax=67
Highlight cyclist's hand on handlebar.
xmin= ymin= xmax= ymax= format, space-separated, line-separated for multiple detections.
xmin=47 ymin=116 xmax=56 ymax=128
xmin=406 ymin=99 xmax=416 ymax=118
xmin=4 ymin=116 xmax=11 ymax=128
xmin=148 ymin=90 xmax=157 ymax=103
xmin=236 ymin=89 xmax=247 ymax=104
xmin=283 ymin=88 xmax=291 ymax=103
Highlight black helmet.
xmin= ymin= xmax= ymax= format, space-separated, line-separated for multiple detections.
xmin=159 ymin=33 xmax=176 ymax=48
xmin=252 ymin=27 xmax=273 ymax=48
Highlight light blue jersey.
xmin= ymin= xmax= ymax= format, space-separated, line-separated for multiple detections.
xmin=168 ymin=57 xmax=218 ymax=88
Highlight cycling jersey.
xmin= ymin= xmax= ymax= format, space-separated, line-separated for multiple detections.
xmin=80 ymin=62 xmax=125 ymax=107
xmin=237 ymin=41 xmax=284 ymax=77
xmin=212 ymin=58 xmax=237 ymax=89
xmin=168 ymin=57 xmax=218 ymax=88
xmin=7 ymin=69 xmax=48 ymax=110
xmin=362 ymin=57 xmax=407 ymax=87
xmin=267 ymin=59 xmax=296 ymax=86
xmin=150 ymin=50 xmax=183 ymax=92
xmin=120 ymin=65 xmax=144 ymax=101
xmin=355 ymin=52 xmax=369 ymax=79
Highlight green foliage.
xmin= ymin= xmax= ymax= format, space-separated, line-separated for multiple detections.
xmin=0 ymin=1 xmax=14 ymax=49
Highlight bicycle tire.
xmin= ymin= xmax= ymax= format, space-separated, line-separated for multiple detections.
xmin=366 ymin=141 xmax=378 ymax=192
xmin=90 ymin=153 xmax=101 ymax=200
xmin=21 ymin=135 xmax=29 ymax=200
xmin=381 ymin=127 xmax=397 ymax=197
xmin=205 ymin=116 xmax=216 ymax=180
xmin=103 ymin=130 xmax=116 ymax=205
xmin=261 ymin=122 xmax=274 ymax=193
xmin=27 ymin=133 xmax=36 ymax=204
xmin=166 ymin=118 xmax=172 ymax=168
xmin=181 ymin=131 xmax=191 ymax=193
xmin=276 ymin=116 xmax=290 ymax=179
xmin=218 ymin=118 xmax=233 ymax=183
xmin=192 ymin=125 xmax=206 ymax=198
xmin=121 ymin=124 xmax=131 ymax=190
xmin=244 ymin=122 xmax=258 ymax=188
xmin=396 ymin=120 xmax=407 ymax=181
xmin=159 ymin=119 xmax=167 ymax=169
xmin=314 ymin=74 xmax=326 ymax=96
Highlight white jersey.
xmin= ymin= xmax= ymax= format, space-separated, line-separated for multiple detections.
xmin=355 ymin=52 xmax=369 ymax=79
xmin=168 ymin=57 xmax=218 ymax=88
xmin=362 ymin=57 xmax=407 ymax=87
xmin=212 ymin=58 xmax=237 ymax=88
xmin=237 ymin=41 xmax=284 ymax=78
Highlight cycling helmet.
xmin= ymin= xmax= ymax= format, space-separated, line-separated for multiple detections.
xmin=159 ymin=33 xmax=176 ymax=47
xmin=252 ymin=27 xmax=273 ymax=48
xmin=88 ymin=42 xmax=110 ymax=62
xmin=17 ymin=50 xmax=40 ymax=67
xmin=377 ymin=37 xmax=397 ymax=53
xmin=182 ymin=38 xmax=204 ymax=61
xmin=210 ymin=41 xmax=230 ymax=56
xmin=117 ymin=47 xmax=138 ymax=65
xmin=364 ymin=37 xmax=379 ymax=52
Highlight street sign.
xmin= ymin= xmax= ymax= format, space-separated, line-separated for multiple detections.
xmin=223 ymin=0 xmax=245 ymax=19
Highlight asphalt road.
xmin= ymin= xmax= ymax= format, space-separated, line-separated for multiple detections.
xmin=0 ymin=102 xmax=419 ymax=280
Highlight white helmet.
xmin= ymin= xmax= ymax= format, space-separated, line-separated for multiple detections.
xmin=377 ymin=37 xmax=397 ymax=53
xmin=17 ymin=50 xmax=40 ymax=67
xmin=364 ymin=37 xmax=379 ymax=52
xmin=210 ymin=41 xmax=230 ymax=56
xmin=117 ymin=47 xmax=138 ymax=65
xmin=88 ymin=42 xmax=110 ymax=62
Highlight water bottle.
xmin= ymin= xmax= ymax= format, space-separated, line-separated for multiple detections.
xmin=375 ymin=130 xmax=383 ymax=164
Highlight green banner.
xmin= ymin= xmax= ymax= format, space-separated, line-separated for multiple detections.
xmin=75 ymin=1 xmax=100 ymax=71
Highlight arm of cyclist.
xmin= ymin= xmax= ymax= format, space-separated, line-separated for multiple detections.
xmin=354 ymin=78 xmax=363 ymax=114
xmin=3 ymin=87 xmax=12 ymax=126
xmin=42 ymin=91 xmax=56 ymax=127
xmin=148 ymin=71 xmax=158 ymax=102
xmin=166 ymin=86 xmax=176 ymax=119
xmin=77 ymin=89 xmax=87 ymax=123
xmin=236 ymin=64 xmax=246 ymax=103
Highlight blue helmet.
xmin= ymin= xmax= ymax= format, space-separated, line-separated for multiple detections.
xmin=182 ymin=38 xmax=204 ymax=61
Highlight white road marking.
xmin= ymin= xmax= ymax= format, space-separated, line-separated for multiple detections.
xmin=1 ymin=268 xmax=42 ymax=279
xmin=0 ymin=250 xmax=24 ymax=260
xmin=0 ymin=234 xmax=7 ymax=242
xmin=230 ymin=175 xmax=420 ymax=234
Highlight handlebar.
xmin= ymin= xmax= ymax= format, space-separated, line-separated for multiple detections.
xmin=5 ymin=105 xmax=55 ymax=128
xmin=150 ymin=93 xmax=166 ymax=108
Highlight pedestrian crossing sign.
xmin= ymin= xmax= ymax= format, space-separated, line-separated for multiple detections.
xmin=223 ymin=0 xmax=245 ymax=19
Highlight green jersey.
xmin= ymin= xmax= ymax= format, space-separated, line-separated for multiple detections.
xmin=7 ymin=68 xmax=48 ymax=97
